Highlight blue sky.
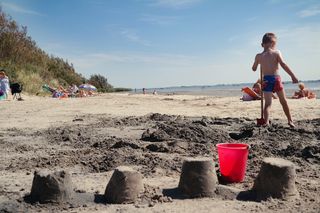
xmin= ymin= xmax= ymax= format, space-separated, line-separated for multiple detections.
xmin=0 ymin=0 xmax=319 ymax=88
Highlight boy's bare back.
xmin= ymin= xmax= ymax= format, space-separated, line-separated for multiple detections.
xmin=254 ymin=49 xmax=281 ymax=76
xmin=252 ymin=34 xmax=298 ymax=83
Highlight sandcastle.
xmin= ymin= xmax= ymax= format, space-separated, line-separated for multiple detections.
xmin=104 ymin=166 xmax=144 ymax=204
xmin=29 ymin=170 xmax=73 ymax=204
xmin=178 ymin=157 xmax=218 ymax=198
xmin=24 ymin=157 xmax=299 ymax=209
xmin=253 ymin=157 xmax=298 ymax=200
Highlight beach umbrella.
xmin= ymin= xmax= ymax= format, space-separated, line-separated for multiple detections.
xmin=79 ymin=84 xmax=97 ymax=91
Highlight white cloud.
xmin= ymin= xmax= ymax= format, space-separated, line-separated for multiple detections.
xmin=140 ymin=14 xmax=180 ymax=25
xmin=298 ymin=5 xmax=320 ymax=17
xmin=246 ymin=16 xmax=258 ymax=22
xmin=227 ymin=35 xmax=241 ymax=43
xmin=75 ymin=52 xmax=196 ymax=66
xmin=120 ymin=29 xmax=151 ymax=46
xmin=275 ymin=24 xmax=320 ymax=52
xmin=267 ymin=0 xmax=283 ymax=4
xmin=66 ymin=52 xmax=200 ymax=87
xmin=1 ymin=2 xmax=42 ymax=16
xmin=150 ymin=0 xmax=203 ymax=9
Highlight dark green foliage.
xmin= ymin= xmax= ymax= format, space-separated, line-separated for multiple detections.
xmin=113 ymin=88 xmax=132 ymax=92
xmin=88 ymin=74 xmax=113 ymax=92
xmin=88 ymin=74 xmax=132 ymax=93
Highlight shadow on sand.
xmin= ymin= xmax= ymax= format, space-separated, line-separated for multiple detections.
xmin=163 ymin=186 xmax=259 ymax=202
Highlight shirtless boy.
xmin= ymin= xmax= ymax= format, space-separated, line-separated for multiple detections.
xmin=252 ymin=33 xmax=298 ymax=127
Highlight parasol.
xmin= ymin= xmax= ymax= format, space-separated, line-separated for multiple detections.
xmin=79 ymin=84 xmax=97 ymax=91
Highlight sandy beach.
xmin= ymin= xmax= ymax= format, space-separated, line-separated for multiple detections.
xmin=0 ymin=93 xmax=319 ymax=130
xmin=0 ymin=93 xmax=319 ymax=212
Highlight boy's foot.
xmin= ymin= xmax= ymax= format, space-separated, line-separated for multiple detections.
xmin=262 ymin=120 xmax=271 ymax=127
xmin=288 ymin=121 xmax=295 ymax=128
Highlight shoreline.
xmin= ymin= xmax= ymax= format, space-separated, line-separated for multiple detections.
xmin=132 ymin=88 xmax=320 ymax=98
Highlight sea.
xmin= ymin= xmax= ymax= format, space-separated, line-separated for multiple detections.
xmin=133 ymin=80 xmax=320 ymax=98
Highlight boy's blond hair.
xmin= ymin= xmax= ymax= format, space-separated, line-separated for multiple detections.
xmin=262 ymin=33 xmax=277 ymax=44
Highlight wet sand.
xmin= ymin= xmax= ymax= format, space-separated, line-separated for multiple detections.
xmin=0 ymin=93 xmax=319 ymax=212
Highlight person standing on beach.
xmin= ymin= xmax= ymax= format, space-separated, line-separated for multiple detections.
xmin=252 ymin=33 xmax=298 ymax=127
xmin=0 ymin=70 xmax=11 ymax=100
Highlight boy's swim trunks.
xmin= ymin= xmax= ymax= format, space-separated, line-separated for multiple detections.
xmin=262 ymin=75 xmax=283 ymax=92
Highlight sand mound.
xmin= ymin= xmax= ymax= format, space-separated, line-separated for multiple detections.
xmin=2 ymin=114 xmax=320 ymax=212
xmin=253 ymin=158 xmax=298 ymax=200
xmin=105 ymin=166 xmax=143 ymax=204
xmin=29 ymin=170 xmax=73 ymax=204
xmin=178 ymin=158 xmax=218 ymax=198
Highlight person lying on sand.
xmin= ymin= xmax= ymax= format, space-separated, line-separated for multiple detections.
xmin=42 ymin=84 xmax=69 ymax=98
xmin=78 ymin=89 xmax=95 ymax=97
xmin=292 ymin=83 xmax=316 ymax=99
xmin=59 ymin=85 xmax=81 ymax=97
xmin=241 ymin=86 xmax=260 ymax=101
xmin=254 ymin=79 xmax=278 ymax=99
xmin=69 ymin=84 xmax=79 ymax=94
xmin=0 ymin=70 xmax=11 ymax=100
xmin=252 ymin=80 xmax=262 ymax=95
xmin=252 ymin=33 xmax=298 ymax=127
xmin=241 ymin=79 xmax=277 ymax=101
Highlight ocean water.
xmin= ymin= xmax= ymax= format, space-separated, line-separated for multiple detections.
xmin=134 ymin=81 xmax=320 ymax=98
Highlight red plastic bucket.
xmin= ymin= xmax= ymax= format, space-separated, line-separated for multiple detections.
xmin=216 ymin=143 xmax=249 ymax=183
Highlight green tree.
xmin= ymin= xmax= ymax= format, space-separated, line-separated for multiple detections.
xmin=88 ymin=74 xmax=113 ymax=92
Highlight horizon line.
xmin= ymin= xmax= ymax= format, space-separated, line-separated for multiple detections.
xmin=132 ymin=79 xmax=320 ymax=90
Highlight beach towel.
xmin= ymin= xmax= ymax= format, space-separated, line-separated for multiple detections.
xmin=42 ymin=84 xmax=56 ymax=93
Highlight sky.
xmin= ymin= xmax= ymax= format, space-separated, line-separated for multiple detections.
xmin=0 ymin=0 xmax=319 ymax=88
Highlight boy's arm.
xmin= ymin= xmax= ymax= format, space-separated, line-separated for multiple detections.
xmin=252 ymin=54 xmax=259 ymax=72
xmin=277 ymin=51 xmax=298 ymax=83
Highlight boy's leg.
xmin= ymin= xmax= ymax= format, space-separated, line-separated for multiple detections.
xmin=276 ymin=89 xmax=294 ymax=127
xmin=263 ymin=92 xmax=273 ymax=125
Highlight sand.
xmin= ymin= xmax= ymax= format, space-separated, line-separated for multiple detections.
xmin=0 ymin=93 xmax=319 ymax=212
xmin=0 ymin=93 xmax=319 ymax=130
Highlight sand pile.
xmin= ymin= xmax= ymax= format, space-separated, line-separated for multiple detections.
xmin=29 ymin=170 xmax=73 ymax=204
xmin=1 ymin=113 xmax=319 ymax=212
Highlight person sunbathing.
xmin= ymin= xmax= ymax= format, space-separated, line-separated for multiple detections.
xmin=292 ymin=83 xmax=316 ymax=99
xmin=42 ymin=84 xmax=69 ymax=98
xmin=253 ymin=79 xmax=262 ymax=95
xmin=241 ymin=79 xmax=277 ymax=101
xmin=241 ymin=80 xmax=262 ymax=101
